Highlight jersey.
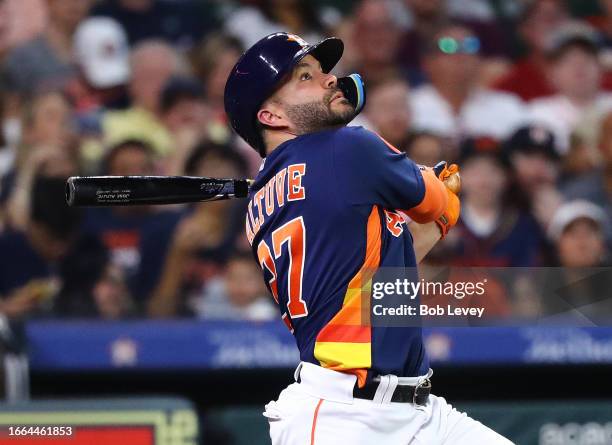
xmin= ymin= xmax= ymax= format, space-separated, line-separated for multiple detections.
xmin=246 ymin=126 xmax=430 ymax=385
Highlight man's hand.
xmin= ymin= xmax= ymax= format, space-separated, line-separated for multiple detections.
xmin=433 ymin=161 xmax=461 ymax=238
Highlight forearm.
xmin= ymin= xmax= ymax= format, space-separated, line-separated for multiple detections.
xmin=408 ymin=221 xmax=442 ymax=264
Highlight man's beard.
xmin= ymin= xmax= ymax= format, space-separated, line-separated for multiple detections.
xmin=283 ymin=90 xmax=356 ymax=135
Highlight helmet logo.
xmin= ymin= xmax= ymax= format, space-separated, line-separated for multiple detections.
xmin=286 ymin=34 xmax=308 ymax=48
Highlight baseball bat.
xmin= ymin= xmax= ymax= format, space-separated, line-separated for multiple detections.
xmin=66 ymin=176 xmax=252 ymax=207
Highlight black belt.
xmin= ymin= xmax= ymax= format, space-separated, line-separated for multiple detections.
xmin=353 ymin=378 xmax=431 ymax=405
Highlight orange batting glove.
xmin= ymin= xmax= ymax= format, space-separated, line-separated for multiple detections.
xmin=433 ymin=162 xmax=461 ymax=239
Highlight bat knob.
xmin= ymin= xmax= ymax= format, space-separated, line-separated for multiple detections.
xmin=65 ymin=177 xmax=76 ymax=206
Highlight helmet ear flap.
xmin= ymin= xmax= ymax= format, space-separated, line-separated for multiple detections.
xmin=337 ymin=74 xmax=366 ymax=115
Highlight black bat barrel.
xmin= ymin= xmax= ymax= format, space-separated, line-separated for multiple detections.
xmin=66 ymin=176 xmax=251 ymax=207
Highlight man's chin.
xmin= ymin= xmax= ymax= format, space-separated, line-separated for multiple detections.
xmin=329 ymin=100 xmax=356 ymax=122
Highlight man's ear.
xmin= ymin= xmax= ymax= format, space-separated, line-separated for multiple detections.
xmin=257 ymin=102 xmax=288 ymax=129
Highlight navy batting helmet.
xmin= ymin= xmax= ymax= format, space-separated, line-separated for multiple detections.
xmin=224 ymin=32 xmax=365 ymax=156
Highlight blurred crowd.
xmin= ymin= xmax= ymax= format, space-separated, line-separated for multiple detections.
xmin=0 ymin=0 xmax=610 ymax=322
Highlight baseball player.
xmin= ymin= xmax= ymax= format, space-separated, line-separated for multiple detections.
xmin=224 ymin=33 xmax=513 ymax=444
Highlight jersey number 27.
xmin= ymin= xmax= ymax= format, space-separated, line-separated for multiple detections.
xmin=257 ymin=216 xmax=309 ymax=319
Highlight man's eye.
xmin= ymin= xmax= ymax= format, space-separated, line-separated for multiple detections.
xmin=300 ymin=72 xmax=312 ymax=80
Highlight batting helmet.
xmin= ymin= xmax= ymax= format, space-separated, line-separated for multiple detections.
xmin=224 ymin=32 xmax=365 ymax=156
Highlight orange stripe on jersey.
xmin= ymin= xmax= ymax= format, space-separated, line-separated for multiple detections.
xmin=314 ymin=206 xmax=381 ymax=388
xmin=404 ymin=167 xmax=448 ymax=223
xmin=376 ymin=133 xmax=403 ymax=154
xmin=315 ymin=324 xmax=370 ymax=343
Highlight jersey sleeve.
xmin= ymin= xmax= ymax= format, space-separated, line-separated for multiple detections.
xmin=332 ymin=127 xmax=446 ymax=220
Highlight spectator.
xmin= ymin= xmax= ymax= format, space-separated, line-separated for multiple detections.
xmin=527 ymin=23 xmax=612 ymax=153
xmin=103 ymin=40 xmax=184 ymax=156
xmin=410 ymin=23 xmax=525 ymax=141
xmin=562 ymin=110 xmax=612 ymax=244
xmin=585 ymin=0 xmax=612 ymax=82
xmin=2 ymin=91 xmax=76 ymax=231
xmin=445 ymin=137 xmax=544 ymax=267
xmin=0 ymin=171 xmax=82 ymax=319
xmin=67 ymin=17 xmax=132 ymax=172
xmin=190 ymin=251 xmax=276 ymax=321
xmin=404 ymin=131 xmax=446 ymax=167
xmin=81 ymin=139 xmax=173 ymax=297
xmin=55 ymin=242 xmax=136 ymax=319
xmin=224 ymin=0 xmax=327 ymax=50
xmin=493 ymin=0 xmax=570 ymax=101
xmin=549 ymin=200 xmax=609 ymax=267
xmin=92 ymin=0 xmax=213 ymax=48
xmin=159 ymin=76 xmax=210 ymax=175
xmin=363 ymin=77 xmax=412 ymax=149
xmin=398 ymin=0 xmax=514 ymax=85
xmin=503 ymin=125 xmax=564 ymax=228
xmin=347 ymin=0 xmax=404 ymax=87
xmin=543 ymin=200 xmax=612 ymax=321
xmin=2 ymin=0 xmax=94 ymax=96
xmin=191 ymin=34 xmax=243 ymax=144
xmin=70 ymin=17 xmax=131 ymax=119
xmin=146 ymin=142 xmax=248 ymax=318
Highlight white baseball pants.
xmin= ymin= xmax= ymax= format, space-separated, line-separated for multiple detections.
xmin=264 ymin=362 xmax=514 ymax=445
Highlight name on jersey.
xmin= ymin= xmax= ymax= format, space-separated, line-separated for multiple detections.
xmin=246 ymin=163 xmax=306 ymax=245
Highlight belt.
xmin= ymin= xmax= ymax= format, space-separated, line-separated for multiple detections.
xmin=353 ymin=378 xmax=431 ymax=405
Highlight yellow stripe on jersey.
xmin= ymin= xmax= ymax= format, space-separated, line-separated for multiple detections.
xmin=314 ymin=206 xmax=381 ymax=387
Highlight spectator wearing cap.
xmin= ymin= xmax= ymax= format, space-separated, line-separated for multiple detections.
xmin=445 ymin=137 xmax=544 ymax=267
xmin=2 ymin=0 xmax=94 ymax=97
xmin=410 ymin=23 xmax=525 ymax=141
xmin=70 ymin=17 xmax=131 ymax=115
xmin=493 ymin=0 xmax=570 ymax=101
xmin=67 ymin=17 xmax=132 ymax=169
xmin=541 ymin=200 xmax=612 ymax=322
xmin=503 ymin=125 xmax=563 ymax=228
xmin=527 ymin=23 xmax=612 ymax=153
xmin=549 ymin=200 xmax=609 ymax=266
xmin=562 ymin=110 xmax=612 ymax=245
xmin=102 ymin=40 xmax=185 ymax=156
xmin=159 ymin=76 xmax=211 ymax=175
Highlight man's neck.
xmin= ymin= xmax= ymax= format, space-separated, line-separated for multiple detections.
xmin=264 ymin=132 xmax=297 ymax=156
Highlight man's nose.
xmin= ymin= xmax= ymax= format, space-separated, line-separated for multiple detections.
xmin=323 ymin=73 xmax=337 ymax=89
